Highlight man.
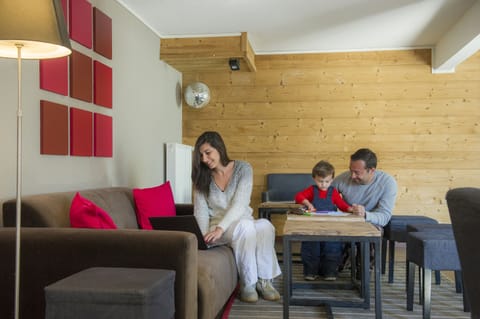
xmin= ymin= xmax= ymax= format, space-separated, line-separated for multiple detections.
xmin=332 ymin=148 xmax=397 ymax=275
xmin=332 ymin=148 xmax=397 ymax=228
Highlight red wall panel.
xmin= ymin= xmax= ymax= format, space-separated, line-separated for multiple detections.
xmin=39 ymin=57 xmax=69 ymax=96
xmin=40 ymin=101 xmax=69 ymax=155
xmin=94 ymin=61 xmax=112 ymax=108
xmin=69 ymin=0 xmax=92 ymax=48
xmin=70 ymin=107 xmax=93 ymax=156
xmin=94 ymin=113 xmax=112 ymax=157
xmin=70 ymin=50 xmax=92 ymax=102
xmin=93 ymin=8 xmax=112 ymax=59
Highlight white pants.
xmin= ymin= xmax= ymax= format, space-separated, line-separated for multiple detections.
xmin=222 ymin=217 xmax=282 ymax=287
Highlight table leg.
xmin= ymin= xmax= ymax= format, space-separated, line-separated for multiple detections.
xmin=362 ymin=242 xmax=371 ymax=309
xmin=351 ymin=242 xmax=357 ymax=284
xmin=283 ymin=236 xmax=292 ymax=319
xmin=258 ymin=207 xmax=266 ymax=219
xmin=423 ymin=268 xmax=432 ymax=319
xmin=374 ymin=240 xmax=382 ymax=319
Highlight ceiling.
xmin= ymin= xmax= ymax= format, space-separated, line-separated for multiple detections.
xmin=117 ymin=0 xmax=480 ymax=72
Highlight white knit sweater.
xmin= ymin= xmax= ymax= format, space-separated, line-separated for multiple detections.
xmin=194 ymin=160 xmax=254 ymax=234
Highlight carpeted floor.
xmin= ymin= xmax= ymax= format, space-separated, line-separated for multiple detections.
xmin=226 ymin=261 xmax=469 ymax=319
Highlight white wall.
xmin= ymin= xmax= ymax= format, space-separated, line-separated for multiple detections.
xmin=0 ymin=0 xmax=182 ymax=205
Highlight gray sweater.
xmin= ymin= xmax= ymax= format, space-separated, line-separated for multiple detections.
xmin=332 ymin=170 xmax=397 ymax=227
xmin=194 ymin=160 xmax=254 ymax=234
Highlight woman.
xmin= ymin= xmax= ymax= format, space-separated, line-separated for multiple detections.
xmin=192 ymin=131 xmax=281 ymax=303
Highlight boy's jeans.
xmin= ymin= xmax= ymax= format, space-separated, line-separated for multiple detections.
xmin=301 ymin=241 xmax=343 ymax=276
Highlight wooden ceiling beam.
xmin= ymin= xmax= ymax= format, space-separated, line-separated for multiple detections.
xmin=160 ymin=32 xmax=257 ymax=73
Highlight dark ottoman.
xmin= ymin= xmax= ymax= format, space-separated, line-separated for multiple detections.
xmin=382 ymin=215 xmax=438 ymax=282
xmin=45 ymin=267 xmax=175 ymax=319
xmin=406 ymin=231 xmax=468 ymax=318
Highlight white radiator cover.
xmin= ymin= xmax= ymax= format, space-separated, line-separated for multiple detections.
xmin=166 ymin=143 xmax=193 ymax=204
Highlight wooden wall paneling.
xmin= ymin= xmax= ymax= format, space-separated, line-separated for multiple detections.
xmin=182 ymin=49 xmax=480 ymax=234
xmin=182 ymin=99 xmax=480 ymax=121
xmin=204 ymin=81 xmax=479 ymax=103
xmin=184 ymin=116 xmax=478 ymax=137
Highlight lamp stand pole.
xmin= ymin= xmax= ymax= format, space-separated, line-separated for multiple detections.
xmin=14 ymin=43 xmax=23 ymax=319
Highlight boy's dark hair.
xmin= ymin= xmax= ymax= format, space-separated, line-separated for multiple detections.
xmin=350 ymin=148 xmax=377 ymax=169
xmin=312 ymin=160 xmax=335 ymax=178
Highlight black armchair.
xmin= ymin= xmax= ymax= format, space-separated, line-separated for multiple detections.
xmin=446 ymin=187 xmax=480 ymax=319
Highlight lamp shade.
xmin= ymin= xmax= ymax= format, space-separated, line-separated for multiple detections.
xmin=0 ymin=0 xmax=71 ymax=59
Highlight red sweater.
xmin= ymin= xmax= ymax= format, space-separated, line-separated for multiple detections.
xmin=295 ymin=186 xmax=351 ymax=212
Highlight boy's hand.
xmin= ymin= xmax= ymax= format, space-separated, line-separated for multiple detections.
xmin=301 ymin=200 xmax=315 ymax=212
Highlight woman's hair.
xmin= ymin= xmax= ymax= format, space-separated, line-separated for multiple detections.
xmin=350 ymin=148 xmax=377 ymax=169
xmin=191 ymin=131 xmax=231 ymax=195
xmin=312 ymin=160 xmax=335 ymax=178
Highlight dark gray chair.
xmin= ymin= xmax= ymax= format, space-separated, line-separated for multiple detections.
xmin=447 ymin=187 xmax=480 ymax=319
xmin=260 ymin=173 xmax=313 ymax=220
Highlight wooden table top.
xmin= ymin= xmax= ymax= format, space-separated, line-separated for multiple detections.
xmin=258 ymin=201 xmax=301 ymax=209
xmin=287 ymin=213 xmax=365 ymax=223
xmin=283 ymin=219 xmax=381 ymax=237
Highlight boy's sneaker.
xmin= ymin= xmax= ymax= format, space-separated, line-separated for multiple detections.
xmin=256 ymin=279 xmax=280 ymax=301
xmin=323 ymin=262 xmax=338 ymax=281
xmin=240 ymin=284 xmax=258 ymax=303
xmin=323 ymin=273 xmax=337 ymax=281
xmin=304 ymin=274 xmax=319 ymax=281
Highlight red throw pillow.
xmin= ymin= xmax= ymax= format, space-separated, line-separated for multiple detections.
xmin=133 ymin=181 xmax=176 ymax=230
xmin=70 ymin=192 xmax=117 ymax=229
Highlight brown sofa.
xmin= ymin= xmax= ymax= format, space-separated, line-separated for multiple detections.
xmin=1 ymin=187 xmax=238 ymax=319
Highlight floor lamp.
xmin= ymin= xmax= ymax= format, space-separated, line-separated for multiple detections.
xmin=0 ymin=1 xmax=71 ymax=318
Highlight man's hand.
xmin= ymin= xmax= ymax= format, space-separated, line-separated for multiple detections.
xmin=204 ymin=226 xmax=224 ymax=243
xmin=351 ymin=204 xmax=366 ymax=218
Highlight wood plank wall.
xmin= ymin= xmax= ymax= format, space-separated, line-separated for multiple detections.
xmin=181 ymin=49 xmax=480 ymax=234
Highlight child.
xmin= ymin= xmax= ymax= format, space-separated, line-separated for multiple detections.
xmin=294 ymin=160 xmax=354 ymax=281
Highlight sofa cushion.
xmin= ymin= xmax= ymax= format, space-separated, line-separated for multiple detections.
xmin=79 ymin=188 xmax=139 ymax=229
xmin=70 ymin=193 xmax=117 ymax=229
xmin=133 ymin=181 xmax=176 ymax=230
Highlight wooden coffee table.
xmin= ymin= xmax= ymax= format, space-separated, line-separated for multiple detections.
xmin=282 ymin=218 xmax=382 ymax=319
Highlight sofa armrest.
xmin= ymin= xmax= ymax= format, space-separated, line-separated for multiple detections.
xmin=3 ymin=196 xmax=72 ymax=227
xmin=0 ymin=228 xmax=198 ymax=319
